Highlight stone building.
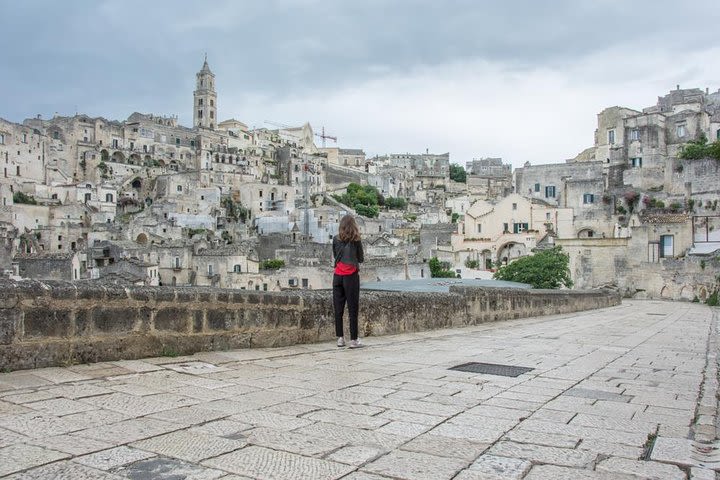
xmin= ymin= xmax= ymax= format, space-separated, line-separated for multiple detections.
xmin=14 ymin=251 xmax=83 ymax=281
xmin=557 ymin=213 xmax=699 ymax=299
xmin=447 ymin=193 xmax=574 ymax=270
xmin=465 ymin=157 xmax=512 ymax=199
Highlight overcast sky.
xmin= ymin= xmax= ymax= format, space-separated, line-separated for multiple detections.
xmin=2 ymin=0 xmax=720 ymax=168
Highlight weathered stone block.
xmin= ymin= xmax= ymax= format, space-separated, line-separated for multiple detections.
xmin=76 ymin=284 xmax=104 ymax=300
xmin=49 ymin=283 xmax=77 ymax=300
xmin=129 ymin=289 xmax=154 ymax=302
xmin=230 ymin=293 xmax=245 ymax=304
xmin=246 ymin=294 xmax=261 ymax=304
xmin=216 ymin=292 xmax=229 ymax=303
xmin=23 ymin=308 xmax=72 ymax=338
xmin=154 ymin=289 xmax=176 ymax=302
xmin=175 ymin=289 xmax=197 ymax=303
xmin=0 ymin=310 xmax=21 ymax=345
xmin=103 ymin=285 xmax=128 ymax=301
xmin=207 ymin=310 xmax=236 ymax=331
xmin=73 ymin=310 xmax=92 ymax=338
xmin=193 ymin=311 xmax=204 ymax=333
xmin=0 ymin=287 xmax=19 ymax=309
xmin=155 ymin=308 xmax=191 ymax=332
xmin=197 ymin=291 xmax=213 ymax=303
xmin=238 ymin=309 xmax=265 ymax=329
xmin=92 ymin=308 xmax=137 ymax=333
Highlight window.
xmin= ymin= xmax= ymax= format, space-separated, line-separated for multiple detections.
xmin=546 ymin=212 xmax=551 ymax=220
xmin=608 ymin=129 xmax=615 ymax=144
xmin=534 ymin=183 xmax=540 ymax=192
xmin=198 ymin=110 xmax=203 ymax=118
xmin=263 ymin=283 xmax=267 ymax=291
xmin=53 ymin=131 xmax=59 ymax=140
xmin=630 ymin=129 xmax=640 ymax=141
xmin=210 ymin=111 xmax=214 ymax=119
xmin=676 ymin=124 xmax=686 ymax=137
xmin=208 ymin=264 xmax=213 ymax=275
xmin=513 ymin=222 xmax=529 ymax=233
xmin=22 ymin=133 xmax=27 ymax=143
xmin=259 ymin=190 xmax=263 ymax=198
xmin=210 ymin=99 xmax=214 ymax=107
xmin=503 ymin=223 xmax=509 ymax=233
xmin=84 ymin=193 xmax=91 ymax=202
xmin=58 ymin=235 xmax=62 ymax=241
xmin=198 ymin=99 xmax=203 ymax=106
xmin=112 ymin=139 xmax=119 ymax=148
xmin=545 ymin=186 xmax=556 ymax=198
xmin=233 ymin=265 xmax=241 ymax=273
xmin=302 ymin=278 xmax=309 ymax=288
xmin=583 ymin=193 xmax=595 ymax=204
xmin=717 ymin=129 xmax=720 ymax=141
xmin=16 ymin=166 xmax=20 ymax=176
xmin=512 ymin=203 xmax=517 ymax=210
xmin=477 ymin=224 xmax=482 ymax=233
xmin=106 ymin=193 xmax=113 ymax=202
xmin=631 ymin=157 xmax=642 ymax=168
xmin=176 ymin=138 xmax=180 ymax=145
xmin=0 ymin=133 xmax=4 ymax=144
xmin=174 ymin=257 xmax=180 ymax=268
xmin=660 ymin=235 xmax=674 ymax=258
xmin=177 ymin=185 xmax=182 ymax=192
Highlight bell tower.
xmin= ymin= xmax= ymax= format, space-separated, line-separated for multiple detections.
xmin=193 ymin=55 xmax=217 ymax=129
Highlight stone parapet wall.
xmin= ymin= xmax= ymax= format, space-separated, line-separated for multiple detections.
xmin=0 ymin=280 xmax=620 ymax=371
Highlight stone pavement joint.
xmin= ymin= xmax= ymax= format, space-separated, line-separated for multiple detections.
xmin=0 ymin=300 xmax=717 ymax=479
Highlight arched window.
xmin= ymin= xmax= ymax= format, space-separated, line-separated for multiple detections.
xmin=177 ymin=185 xmax=182 ymax=192
xmin=233 ymin=265 xmax=241 ymax=273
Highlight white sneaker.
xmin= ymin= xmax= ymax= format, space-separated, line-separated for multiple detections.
xmin=337 ymin=337 xmax=346 ymax=347
xmin=349 ymin=339 xmax=363 ymax=349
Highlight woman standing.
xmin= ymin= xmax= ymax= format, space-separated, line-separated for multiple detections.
xmin=333 ymin=214 xmax=364 ymax=348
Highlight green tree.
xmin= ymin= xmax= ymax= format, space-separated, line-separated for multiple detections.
xmin=13 ymin=192 xmax=37 ymax=205
xmin=679 ymin=134 xmax=720 ymax=161
xmin=333 ymin=183 xmax=382 ymax=217
xmin=493 ymin=246 xmax=573 ymax=289
xmin=449 ymin=164 xmax=467 ymax=183
xmin=261 ymin=259 xmax=285 ymax=269
xmin=429 ymin=257 xmax=457 ymax=278
xmin=385 ymin=197 xmax=407 ymax=210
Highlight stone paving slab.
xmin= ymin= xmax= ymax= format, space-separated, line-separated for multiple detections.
xmin=0 ymin=300 xmax=716 ymax=479
xmin=202 ymin=445 xmax=354 ymax=479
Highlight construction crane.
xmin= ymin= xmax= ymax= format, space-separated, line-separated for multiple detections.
xmin=315 ymin=126 xmax=337 ymax=148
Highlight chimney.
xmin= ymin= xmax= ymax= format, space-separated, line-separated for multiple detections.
xmin=676 ymin=84 xmax=680 ymax=91
xmin=706 ymin=87 xmax=710 ymax=94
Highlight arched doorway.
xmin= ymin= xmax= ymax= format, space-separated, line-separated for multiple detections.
xmin=111 ymin=151 xmax=125 ymax=163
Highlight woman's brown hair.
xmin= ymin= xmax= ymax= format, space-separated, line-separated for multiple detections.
xmin=338 ymin=214 xmax=361 ymax=242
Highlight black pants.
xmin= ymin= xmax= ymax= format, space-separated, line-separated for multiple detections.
xmin=333 ymin=272 xmax=360 ymax=340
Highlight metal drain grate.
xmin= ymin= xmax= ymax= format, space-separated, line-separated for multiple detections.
xmin=449 ymin=362 xmax=534 ymax=377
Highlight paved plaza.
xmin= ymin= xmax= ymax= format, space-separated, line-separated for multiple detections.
xmin=0 ymin=300 xmax=718 ymax=479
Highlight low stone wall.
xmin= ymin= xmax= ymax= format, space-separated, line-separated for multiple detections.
xmin=0 ymin=280 xmax=620 ymax=371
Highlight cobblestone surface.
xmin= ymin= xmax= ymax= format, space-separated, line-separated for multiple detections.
xmin=0 ymin=300 xmax=716 ymax=478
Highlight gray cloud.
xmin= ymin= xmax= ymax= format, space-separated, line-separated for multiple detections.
xmin=2 ymin=0 xmax=719 ymax=165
